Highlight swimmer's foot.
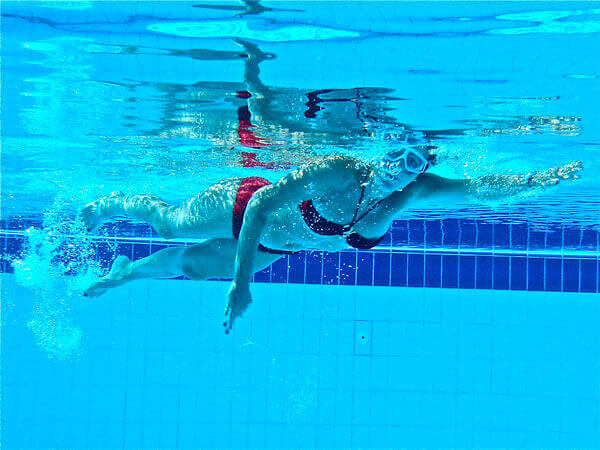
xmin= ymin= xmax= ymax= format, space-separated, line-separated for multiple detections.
xmin=80 ymin=191 xmax=124 ymax=232
xmin=84 ymin=255 xmax=132 ymax=297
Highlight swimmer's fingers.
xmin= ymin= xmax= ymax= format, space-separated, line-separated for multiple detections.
xmin=530 ymin=161 xmax=584 ymax=189
xmin=556 ymin=160 xmax=583 ymax=180
xmin=224 ymin=282 xmax=253 ymax=334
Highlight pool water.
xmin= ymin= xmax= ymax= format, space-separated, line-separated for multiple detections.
xmin=1 ymin=1 xmax=600 ymax=448
xmin=4 ymin=277 xmax=599 ymax=448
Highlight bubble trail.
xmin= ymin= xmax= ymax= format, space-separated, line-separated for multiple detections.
xmin=11 ymin=198 xmax=117 ymax=359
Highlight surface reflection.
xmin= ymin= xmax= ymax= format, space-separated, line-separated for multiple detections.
xmin=98 ymin=35 xmax=429 ymax=168
xmin=192 ymin=0 xmax=303 ymax=17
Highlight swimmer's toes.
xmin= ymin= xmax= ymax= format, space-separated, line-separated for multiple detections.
xmin=83 ymin=281 xmax=107 ymax=298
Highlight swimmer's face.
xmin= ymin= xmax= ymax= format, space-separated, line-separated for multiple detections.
xmin=375 ymin=147 xmax=432 ymax=192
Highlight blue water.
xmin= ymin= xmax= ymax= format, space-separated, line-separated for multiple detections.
xmin=2 ymin=1 xmax=600 ymax=448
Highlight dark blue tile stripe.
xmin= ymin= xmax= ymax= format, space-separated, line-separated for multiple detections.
xmin=2 ymin=215 xmax=599 ymax=293
xmin=2 ymin=215 xmax=598 ymax=251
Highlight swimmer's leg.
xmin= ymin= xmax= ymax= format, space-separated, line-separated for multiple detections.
xmin=80 ymin=179 xmax=240 ymax=239
xmin=84 ymin=238 xmax=281 ymax=297
xmin=80 ymin=192 xmax=177 ymax=238
xmin=84 ymin=247 xmax=184 ymax=297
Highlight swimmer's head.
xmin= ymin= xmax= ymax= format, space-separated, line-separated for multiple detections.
xmin=372 ymin=146 xmax=435 ymax=192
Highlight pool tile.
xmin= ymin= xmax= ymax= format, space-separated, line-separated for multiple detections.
xmin=408 ymin=220 xmax=424 ymax=246
xmin=391 ymin=221 xmax=408 ymax=247
xmin=288 ymin=252 xmax=306 ymax=284
xmin=562 ymin=259 xmax=580 ymax=292
xmin=322 ymin=252 xmax=340 ymax=285
xmin=407 ymin=253 xmax=424 ymax=287
xmin=149 ymin=242 xmax=168 ymax=254
xmin=563 ymin=228 xmax=581 ymax=250
xmin=425 ymin=254 xmax=441 ymax=288
xmin=545 ymin=259 xmax=562 ymax=291
xmin=580 ymin=259 xmax=597 ymax=293
xmin=510 ymin=257 xmax=527 ymax=291
xmin=528 ymin=228 xmax=546 ymax=250
xmin=356 ymin=252 xmax=373 ymax=286
xmin=477 ymin=223 xmax=493 ymax=249
xmin=95 ymin=241 xmax=116 ymax=269
xmin=425 ymin=221 xmax=442 ymax=248
xmin=442 ymin=255 xmax=458 ymax=288
xmin=581 ymin=228 xmax=598 ymax=252
xmin=390 ymin=253 xmax=407 ymax=287
xmin=5 ymin=235 xmax=23 ymax=259
xmin=132 ymin=242 xmax=150 ymax=260
xmin=305 ymin=251 xmax=323 ymax=284
xmin=459 ymin=219 xmax=476 ymax=248
xmin=527 ymin=258 xmax=544 ymax=291
xmin=373 ymin=252 xmax=391 ymax=287
xmin=378 ymin=231 xmax=391 ymax=247
xmin=545 ymin=225 xmax=563 ymax=250
xmin=493 ymin=257 xmax=509 ymax=290
xmin=253 ymin=266 xmax=270 ymax=283
xmin=340 ymin=251 xmax=357 ymax=286
xmin=511 ymin=223 xmax=528 ymax=250
xmin=114 ymin=242 xmax=134 ymax=260
xmin=7 ymin=216 xmax=26 ymax=230
xmin=458 ymin=255 xmax=475 ymax=289
xmin=442 ymin=218 xmax=459 ymax=248
xmin=493 ymin=223 xmax=510 ymax=249
xmin=476 ymin=255 xmax=493 ymax=289
xmin=270 ymin=257 xmax=289 ymax=283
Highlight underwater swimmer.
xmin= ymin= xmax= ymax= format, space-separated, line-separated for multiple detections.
xmin=80 ymin=149 xmax=583 ymax=332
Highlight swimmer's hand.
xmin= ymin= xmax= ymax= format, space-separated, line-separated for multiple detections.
xmin=224 ymin=282 xmax=252 ymax=334
xmin=470 ymin=160 xmax=583 ymax=200
xmin=527 ymin=160 xmax=583 ymax=189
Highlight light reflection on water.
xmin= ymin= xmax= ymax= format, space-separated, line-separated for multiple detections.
xmin=2 ymin=2 xmax=599 ymax=230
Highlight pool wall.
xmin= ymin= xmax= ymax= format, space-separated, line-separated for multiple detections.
xmin=2 ymin=216 xmax=598 ymax=293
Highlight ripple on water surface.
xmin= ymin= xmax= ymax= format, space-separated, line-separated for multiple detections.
xmin=147 ymin=19 xmax=360 ymax=41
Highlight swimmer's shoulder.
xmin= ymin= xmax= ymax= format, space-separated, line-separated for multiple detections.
xmin=299 ymin=154 xmax=367 ymax=174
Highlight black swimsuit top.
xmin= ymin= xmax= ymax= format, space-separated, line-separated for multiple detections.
xmin=299 ymin=179 xmax=386 ymax=250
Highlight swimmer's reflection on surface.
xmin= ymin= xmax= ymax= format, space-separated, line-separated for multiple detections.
xmin=140 ymin=36 xmax=442 ymax=170
xmin=192 ymin=0 xmax=303 ymax=17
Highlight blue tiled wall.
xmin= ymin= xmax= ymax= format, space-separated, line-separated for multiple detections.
xmin=1 ymin=216 xmax=599 ymax=293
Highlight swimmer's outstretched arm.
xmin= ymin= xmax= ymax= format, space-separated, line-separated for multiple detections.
xmin=413 ymin=160 xmax=583 ymax=204
xmin=363 ymin=161 xmax=584 ymax=235
xmin=225 ymin=157 xmax=359 ymax=332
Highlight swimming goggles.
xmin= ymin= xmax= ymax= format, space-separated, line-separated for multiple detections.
xmin=384 ymin=148 xmax=430 ymax=174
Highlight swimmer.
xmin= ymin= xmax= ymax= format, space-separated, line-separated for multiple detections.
xmin=80 ymin=149 xmax=583 ymax=332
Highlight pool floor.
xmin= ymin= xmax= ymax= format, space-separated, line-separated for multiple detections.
xmin=2 ymin=274 xmax=599 ymax=448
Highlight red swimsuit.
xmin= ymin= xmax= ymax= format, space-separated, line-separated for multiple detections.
xmin=233 ymin=177 xmax=385 ymax=253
